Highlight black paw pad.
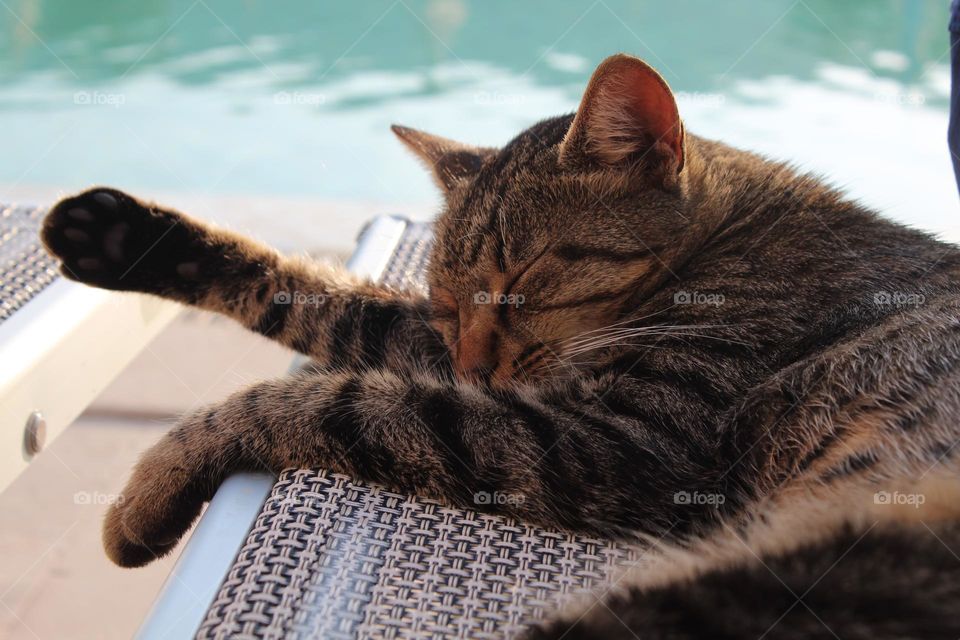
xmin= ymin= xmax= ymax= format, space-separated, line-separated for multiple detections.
xmin=41 ymin=187 xmax=194 ymax=291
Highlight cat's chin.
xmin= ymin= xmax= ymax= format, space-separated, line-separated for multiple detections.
xmin=489 ymin=375 xmax=520 ymax=392
xmin=452 ymin=368 xmax=536 ymax=392
xmin=487 ymin=368 xmax=565 ymax=392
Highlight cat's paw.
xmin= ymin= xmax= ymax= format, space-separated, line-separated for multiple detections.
xmin=42 ymin=187 xmax=198 ymax=292
xmin=102 ymin=430 xmax=207 ymax=567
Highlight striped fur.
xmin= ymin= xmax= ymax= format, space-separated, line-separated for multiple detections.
xmin=41 ymin=54 xmax=960 ymax=636
xmin=531 ymin=520 xmax=960 ymax=639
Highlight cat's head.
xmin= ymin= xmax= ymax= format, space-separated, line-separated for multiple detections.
xmin=394 ymin=54 xmax=689 ymax=388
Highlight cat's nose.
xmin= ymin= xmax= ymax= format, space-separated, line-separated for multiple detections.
xmin=459 ymin=364 xmax=495 ymax=386
xmin=455 ymin=322 xmax=499 ymax=383
xmin=455 ymin=344 xmax=497 ymax=383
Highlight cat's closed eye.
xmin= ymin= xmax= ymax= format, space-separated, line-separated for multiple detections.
xmin=429 ymin=288 xmax=458 ymax=320
xmin=429 ymin=287 xmax=460 ymax=344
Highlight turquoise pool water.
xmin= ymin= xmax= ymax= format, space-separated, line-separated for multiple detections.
xmin=0 ymin=0 xmax=956 ymax=235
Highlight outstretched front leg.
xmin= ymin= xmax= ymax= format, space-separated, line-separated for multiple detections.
xmin=42 ymin=187 xmax=446 ymax=373
xmin=103 ymin=368 xmax=723 ymax=567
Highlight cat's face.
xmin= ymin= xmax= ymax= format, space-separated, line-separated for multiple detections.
xmin=394 ymin=54 xmax=687 ymax=388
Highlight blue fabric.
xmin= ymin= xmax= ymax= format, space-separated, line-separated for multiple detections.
xmin=950 ymin=3 xmax=960 ymax=196
xmin=950 ymin=32 xmax=960 ymax=194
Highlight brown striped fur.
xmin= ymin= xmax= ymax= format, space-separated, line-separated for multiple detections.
xmin=41 ymin=54 xmax=960 ymax=637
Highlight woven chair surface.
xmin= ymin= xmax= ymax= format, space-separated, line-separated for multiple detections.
xmin=0 ymin=204 xmax=57 ymax=324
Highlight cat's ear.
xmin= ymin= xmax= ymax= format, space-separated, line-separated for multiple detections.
xmin=559 ymin=54 xmax=684 ymax=186
xmin=391 ymin=125 xmax=494 ymax=192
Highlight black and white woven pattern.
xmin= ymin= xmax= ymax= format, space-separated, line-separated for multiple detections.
xmin=198 ymin=471 xmax=640 ymax=640
xmin=378 ymin=218 xmax=433 ymax=295
xmin=198 ymin=220 xmax=642 ymax=639
xmin=0 ymin=204 xmax=58 ymax=324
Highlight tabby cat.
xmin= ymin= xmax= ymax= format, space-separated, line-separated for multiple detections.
xmin=41 ymin=54 xmax=960 ymax=638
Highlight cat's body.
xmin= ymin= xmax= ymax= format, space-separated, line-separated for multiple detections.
xmin=41 ymin=55 xmax=960 ymax=637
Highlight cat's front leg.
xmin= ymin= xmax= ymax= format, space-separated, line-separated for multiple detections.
xmin=41 ymin=187 xmax=276 ymax=296
xmin=104 ymin=368 xmax=718 ymax=567
xmin=42 ymin=187 xmax=447 ymax=371
xmin=103 ymin=368 xmax=547 ymax=567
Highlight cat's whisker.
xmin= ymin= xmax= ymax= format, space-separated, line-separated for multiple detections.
xmin=560 ymin=308 xmax=678 ymax=345
xmin=562 ymin=331 xmax=666 ymax=356
xmin=562 ymin=324 xmax=732 ymax=350
xmin=561 ymin=321 xmax=728 ymax=345
xmin=524 ymin=344 xmax=574 ymax=382
xmin=571 ymin=324 xmax=733 ymax=342
xmin=562 ymin=341 xmax=649 ymax=361
xmin=559 ymin=329 xmax=748 ymax=362
xmin=549 ymin=340 xmax=674 ymax=367
xmin=564 ymin=331 xmax=672 ymax=351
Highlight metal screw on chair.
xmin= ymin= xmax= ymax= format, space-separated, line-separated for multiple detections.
xmin=24 ymin=411 xmax=46 ymax=456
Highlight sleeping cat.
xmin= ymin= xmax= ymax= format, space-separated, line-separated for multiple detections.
xmin=41 ymin=54 xmax=960 ymax=638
